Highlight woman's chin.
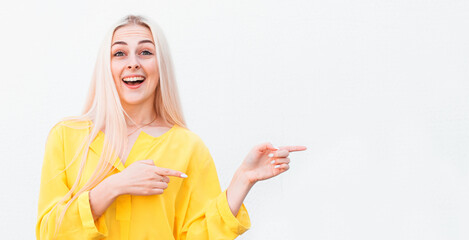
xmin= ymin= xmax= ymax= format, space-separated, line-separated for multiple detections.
xmin=119 ymin=94 xmax=155 ymax=107
xmin=122 ymin=100 xmax=145 ymax=106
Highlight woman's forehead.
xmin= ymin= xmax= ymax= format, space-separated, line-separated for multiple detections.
xmin=112 ymin=24 xmax=154 ymax=43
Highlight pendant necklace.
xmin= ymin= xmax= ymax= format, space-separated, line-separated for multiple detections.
xmin=127 ymin=116 xmax=157 ymax=137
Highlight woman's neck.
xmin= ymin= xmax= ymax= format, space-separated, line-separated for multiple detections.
xmin=122 ymin=102 xmax=158 ymax=126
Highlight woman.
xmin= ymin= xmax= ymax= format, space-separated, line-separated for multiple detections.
xmin=37 ymin=15 xmax=306 ymax=240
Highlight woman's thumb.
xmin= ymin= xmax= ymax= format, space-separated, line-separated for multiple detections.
xmin=257 ymin=142 xmax=279 ymax=152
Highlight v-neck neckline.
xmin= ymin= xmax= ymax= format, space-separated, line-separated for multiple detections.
xmin=121 ymin=125 xmax=176 ymax=167
xmin=89 ymin=123 xmax=177 ymax=171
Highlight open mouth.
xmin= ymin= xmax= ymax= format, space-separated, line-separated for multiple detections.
xmin=122 ymin=76 xmax=145 ymax=86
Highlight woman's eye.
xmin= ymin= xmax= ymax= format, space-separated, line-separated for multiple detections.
xmin=113 ymin=51 xmax=125 ymax=57
xmin=141 ymin=50 xmax=153 ymax=55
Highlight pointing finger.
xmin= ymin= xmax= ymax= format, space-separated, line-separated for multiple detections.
xmin=155 ymin=167 xmax=188 ymax=178
xmin=279 ymin=145 xmax=307 ymax=152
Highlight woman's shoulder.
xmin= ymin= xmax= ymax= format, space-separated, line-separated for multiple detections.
xmin=171 ymin=126 xmax=214 ymax=166
xmin=171 ymin=125 xmax=208 ymax=148
xmin=48 ymin=117 xmax=93 ymax=135
xmin=44 ymin=118 xmax=92 ymax=147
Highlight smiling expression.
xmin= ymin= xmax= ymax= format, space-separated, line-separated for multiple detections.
xmin=111 ymin=24 xmax=159 ymax=107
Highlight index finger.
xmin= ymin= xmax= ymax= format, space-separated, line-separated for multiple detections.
xmin=155 ymin=167 xmax=188 ymax=178
xmin=279 ymin=145 xmax=307 ymax=152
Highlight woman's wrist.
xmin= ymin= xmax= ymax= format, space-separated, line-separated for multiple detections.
xmin=226 ymin=168 xmax=255 ymax=216
xmin=91 ymin=174 xmax=122 ymax=201
xmin=106 ymin=173 xmax=124 ymax=197
xmin=237 ymin=164 xmax=259 ymax=186
xmin=233 ymin=167 xmax=256 ymax=189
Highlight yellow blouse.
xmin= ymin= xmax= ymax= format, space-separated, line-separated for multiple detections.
xmin=37 ymin=121 xmax=250 ymax=240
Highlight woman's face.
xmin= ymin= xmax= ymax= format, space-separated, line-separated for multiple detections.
xmin=111 ymin=24 xmax=159 ymax=107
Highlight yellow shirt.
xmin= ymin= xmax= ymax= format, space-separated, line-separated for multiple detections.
xmin=37 ymin=121 xmax=250 ymax=240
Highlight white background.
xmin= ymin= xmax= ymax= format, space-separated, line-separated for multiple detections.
xmin=1 ymin=0 xmax=468 ymax=239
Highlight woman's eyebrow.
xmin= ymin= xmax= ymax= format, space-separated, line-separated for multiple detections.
xmin=112 ymin=41 xmax=127 ymax=46
xmin=139 ymin=39 xmax=155 ymax=45
xmin=111 ymin=40 xmax=154 ymax=47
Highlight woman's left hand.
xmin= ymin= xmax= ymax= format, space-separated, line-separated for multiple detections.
xmin=226 ymin=143 xmax=307 ymax=216
xmin=239 ymin=143 xmax=307 ymax=184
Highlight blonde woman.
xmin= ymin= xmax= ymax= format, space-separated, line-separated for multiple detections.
xmin=37 ymin=15 xmax=306 ymax=240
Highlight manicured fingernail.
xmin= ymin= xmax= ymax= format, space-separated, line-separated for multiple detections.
xmin=181 ymin=173 xmax=188 ymax=178
xmin=273 ymin=145 xmax=279 ymax=150
xmin=270 ymin=160 xmax=275 ymax=164
xmin=268 ymin=153 xmax=274 ymax=157
xmin=274 ymin=165 xmax=280 ymax=169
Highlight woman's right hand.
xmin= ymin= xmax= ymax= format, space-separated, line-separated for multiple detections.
xmin=90 ymin=159 xmax=186 ymax=220
xmin=113 ymin=159 xmax=187 ymax=196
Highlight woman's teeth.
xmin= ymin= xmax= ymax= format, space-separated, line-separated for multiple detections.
xmin=122 ymin=76 xmax=145 ymax=85
xmin=123 ymin=76 xmax=145 ymax=81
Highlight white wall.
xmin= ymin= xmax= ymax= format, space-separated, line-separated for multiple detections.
xmin=1 ymin=0 xmax=468 ymax=239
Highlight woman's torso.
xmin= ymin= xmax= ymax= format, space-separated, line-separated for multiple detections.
xmin=59 ymin=120 xmax=208 ymax=239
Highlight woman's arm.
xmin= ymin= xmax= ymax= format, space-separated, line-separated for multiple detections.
xmin=174 ymin=141 xmax=252 ymax=240
xmin=226 ymin=170 xmax=254 ymax=216
xmin=172 ymin=142 xmax=306 ymax=240
xmin=88 ymin=174 xmax=121 ymax=220
xmin=37 ymin=125 xmax=107 ymax=239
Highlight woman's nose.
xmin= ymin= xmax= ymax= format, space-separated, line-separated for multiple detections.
xmin=127 ymin=63 xmax=140 ymax=70
xmin=127 ymin=55 xmax=140 ymax=70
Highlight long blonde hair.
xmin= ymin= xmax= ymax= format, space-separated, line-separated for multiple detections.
xmin=43 ymin=15 xmax=186 ymax=238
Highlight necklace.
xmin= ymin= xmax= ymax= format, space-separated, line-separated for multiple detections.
xmin=126 ymin=116 xmax=157 ymax=137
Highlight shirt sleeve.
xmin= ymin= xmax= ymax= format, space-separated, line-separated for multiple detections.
xmin=174 ymin=140 xmax=251 ymax=240
xmin=36 ymin=124 xmax=108 ymax=240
